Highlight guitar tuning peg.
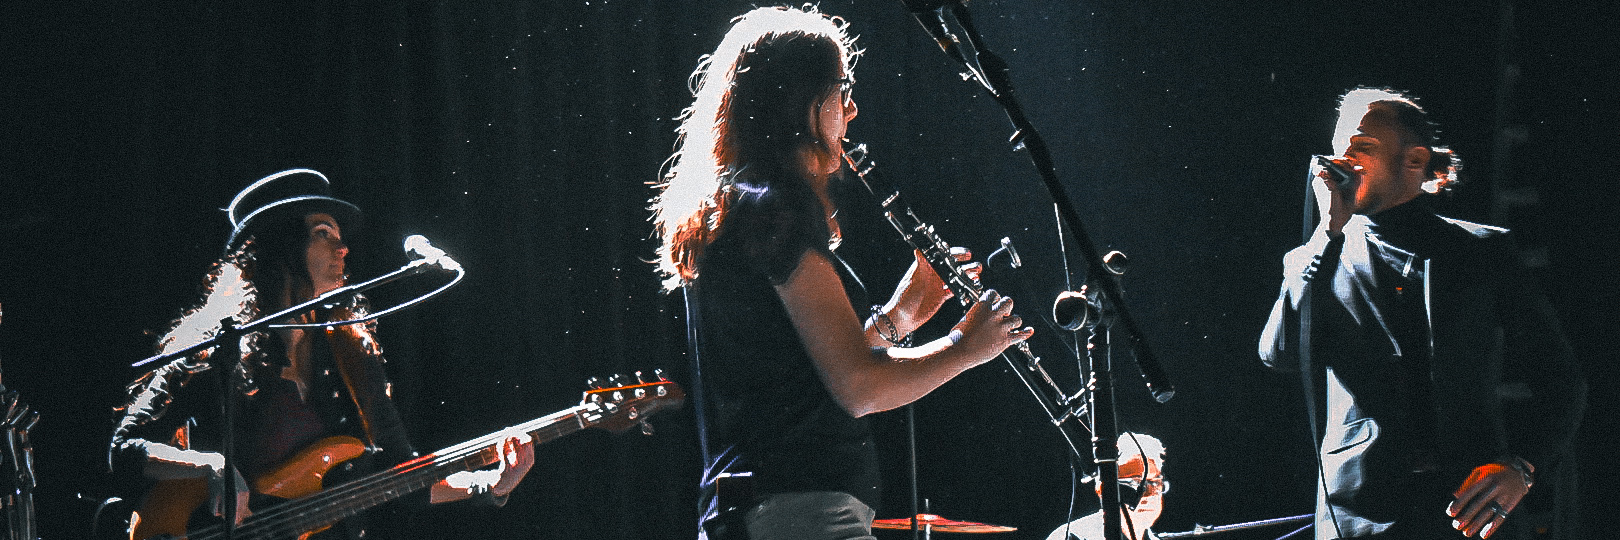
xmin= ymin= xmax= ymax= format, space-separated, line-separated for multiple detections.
xmin=639 ymin=420 xmax=655 ymax=436
xmin=634 ymin=371 xmax=645 ymax=384
xmin=608 ymin=374 xmax=629 ymax=387
xmin=585 ymin=376 xmax=603 ymax=390
xmin=653 ymin=368 xmax=667 ymax=382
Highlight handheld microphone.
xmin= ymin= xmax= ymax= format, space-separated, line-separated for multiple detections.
xmin=1314 ymin=155 xmax=1355 ymax=185
xmin=404 ymin=235 xmax=462 ymax=273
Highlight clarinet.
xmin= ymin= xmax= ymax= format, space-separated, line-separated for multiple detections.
xmin=841 ymin=142 xmax=1088 ymax=435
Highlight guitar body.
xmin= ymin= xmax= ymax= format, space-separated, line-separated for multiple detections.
xmin=120 ymin=377 xmax=682 ymax=540
xmin=250 ymin=435 xmax=367 ymax=499
xmin=127 ymin=435 xmax=367 ymax=540
xmin=127 ymin=478 xmax=206 ymax=540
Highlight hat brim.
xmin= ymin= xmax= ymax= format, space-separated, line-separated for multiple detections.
xmin=226 ymin=195 xmax=363 ymax=250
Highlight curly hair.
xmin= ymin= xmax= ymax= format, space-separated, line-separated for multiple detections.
xmin=649 ymin=5 xmax=861 ymax=290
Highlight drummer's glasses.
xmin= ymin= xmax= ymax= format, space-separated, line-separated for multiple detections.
xmin=1118 ymin=477 xmax=1169 ymax=509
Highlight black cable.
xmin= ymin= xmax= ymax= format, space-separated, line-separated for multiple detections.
xmin=1298 ymin=162 xmax=1342 ymax=538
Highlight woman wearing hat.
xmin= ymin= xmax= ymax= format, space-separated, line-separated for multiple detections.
xmin=106 ymin=170 xmax=533 ymax=539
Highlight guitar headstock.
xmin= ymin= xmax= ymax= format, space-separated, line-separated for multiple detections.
xmin=579 ymin=370 xmax=685 ymax=435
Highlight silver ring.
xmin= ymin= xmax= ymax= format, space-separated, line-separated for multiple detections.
xmin=1486 ymin=502 xmax=1508 ymax=519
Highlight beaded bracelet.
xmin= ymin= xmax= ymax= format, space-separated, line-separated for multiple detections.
xmin=870 ymin=305 xmax=913 ymax=346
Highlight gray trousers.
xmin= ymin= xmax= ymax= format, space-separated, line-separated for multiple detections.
xmin=702 ymin=491 xmax=877 ymax=540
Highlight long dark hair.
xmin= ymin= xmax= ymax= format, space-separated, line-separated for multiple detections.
xmin=650 ymin=5 xmax=859 ymax=290
xmin=149 ymin=214 xmax=378 ymax=381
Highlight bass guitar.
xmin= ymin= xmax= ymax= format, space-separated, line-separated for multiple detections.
xmin=123 ymin=373 xmax=683 ymax=540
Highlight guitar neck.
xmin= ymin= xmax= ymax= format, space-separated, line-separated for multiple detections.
xmin=191 ymin=405 xmax=592 ymax=540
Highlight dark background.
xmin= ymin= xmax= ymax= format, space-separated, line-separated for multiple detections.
xmin=3 ymin=1 xmax=1615 ymax=539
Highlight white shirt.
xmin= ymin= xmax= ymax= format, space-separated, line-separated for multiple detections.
xmin=1045 ymin=511 xmax=1160 ymax=540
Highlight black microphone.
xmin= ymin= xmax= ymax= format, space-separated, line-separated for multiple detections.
xmin=898 ymin=0 xmax=968 ymax=64
xmin=1314 ymin=155 xmax=1355 ymax=185
xmin=404 ymin=235 xmax=462 ymax=272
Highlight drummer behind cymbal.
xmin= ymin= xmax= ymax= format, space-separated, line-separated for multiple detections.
xmin=1047 ymin=432 xmax=1167 ymax=540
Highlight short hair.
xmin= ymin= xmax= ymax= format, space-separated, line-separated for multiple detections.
xmin=1118 ymin=432 xmax=1166 ymax=466
xmin=1335 ymin=86 xmax=1461 ymax=191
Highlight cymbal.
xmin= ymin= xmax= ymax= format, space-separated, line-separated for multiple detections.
xmin=872 ymin=513 xmax=1017 ymax=534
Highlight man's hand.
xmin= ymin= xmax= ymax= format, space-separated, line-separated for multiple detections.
xmin=1448 ymin=461 xmax=1533 ymax=538
xmin=1312 ymin=157 xmax=1358 ymax=236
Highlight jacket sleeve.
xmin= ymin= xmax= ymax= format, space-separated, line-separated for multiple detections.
xmin=108 ymin=361 xmax=206 ymax=474
xmin=1259 ymin=231 xmax=1340 ymax=371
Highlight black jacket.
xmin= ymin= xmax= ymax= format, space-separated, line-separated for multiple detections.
xmin=108 ymin=324 xmax=417 ymax=539
xmin=1259 ymin=202 xmax=1585 ymax=537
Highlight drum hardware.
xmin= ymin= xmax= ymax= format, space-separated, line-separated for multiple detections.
xmin=1156 ymin=513 xmax=1313 ymax=539
xmin=872 ymin=513 xmax=1016 ymax=536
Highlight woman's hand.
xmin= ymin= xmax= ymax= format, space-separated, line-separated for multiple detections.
xmin=885 ymin=248 xmax=979 ymax=334
xmin=489 ymin=434 xmax=535 ymax=498
xmin=949 ymin=289 xmax=1033 ymax=364
xmin=430 ymin=432 xmax=535 ymax=504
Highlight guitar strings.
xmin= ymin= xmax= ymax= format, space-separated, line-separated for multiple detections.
xmin=190 ymin=406 xmax=589 ymax=540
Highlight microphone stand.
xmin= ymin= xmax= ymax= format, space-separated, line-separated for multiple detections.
xmin=906 ymin=5 xmax=1176 ymax=540
xmin=216 ymin=317 xmax=241 ymax=540
xmin=1063 ymin=271 xmax=1130 ymax=540
xmin=131 ymin=259 xmax=448 ymax=369
xmin=1084 ymin=295 xmax=1125 ymax=540
xmin=932 ymin=2 xmax=1174 ymax=405
xmin=126 ymin=257 xmax=456 ymax=539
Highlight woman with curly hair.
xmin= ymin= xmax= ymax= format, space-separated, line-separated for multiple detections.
xmin=108 ymin=170 xmax=532 ymax=539
xmin=650 ymin=7 xmax=1032 ymax=539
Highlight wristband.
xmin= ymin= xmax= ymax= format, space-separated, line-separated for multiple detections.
xmin=1504 ymin=456 xmax=1535 ymax=489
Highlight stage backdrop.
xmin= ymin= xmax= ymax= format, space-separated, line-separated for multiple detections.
xmin=2 ymin=1 xmax=1615 ymax=539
